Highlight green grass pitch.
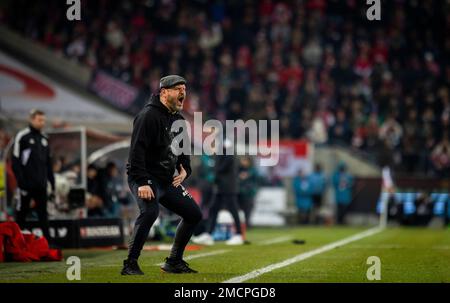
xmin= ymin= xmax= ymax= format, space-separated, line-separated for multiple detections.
xmin=1 ymin=226 xmax=449 ymax=283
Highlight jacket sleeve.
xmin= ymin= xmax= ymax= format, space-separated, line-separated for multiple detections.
xmin=47 ymin=147 xmax=55 ymax=191
xmin=128 ymin=112 xmax=154 ymax=187
xmin=11 ymin=135 xmax=28 ymax=190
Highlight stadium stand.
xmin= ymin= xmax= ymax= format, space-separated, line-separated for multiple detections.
xmin=1 ymin=0 xmax=449 ymax=178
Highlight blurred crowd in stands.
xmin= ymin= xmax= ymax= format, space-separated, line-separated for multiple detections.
xmin=2 ymin=0 xmax=450 ymax=178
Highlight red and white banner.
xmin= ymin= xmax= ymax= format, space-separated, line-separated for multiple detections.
xmin=254 ymin=140 xmax=313 ymax=177
xmin=272 ymin=140 xmax=313 ymax=177
xmin=0 ymin=51 xmax=131 ymax=126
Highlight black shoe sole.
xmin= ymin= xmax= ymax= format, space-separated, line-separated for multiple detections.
xmin=121 ymin=270 xmax=144 ymax=275
xmin=160 ymin=265 xmax=197 ymax=274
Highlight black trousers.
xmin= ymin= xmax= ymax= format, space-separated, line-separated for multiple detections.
xmin=312 ymin=194 xmax=322 ymax=208
xmin=127 ymin=179 xmax=202 ymax=260
xmin=297 ymin=209 xmax=311 ymax=225
xmin=311 ymin=194 xmax=323 ymax=224
xmin=336 ymin=204 xmax=349 ymax=225
xmin=15 ymin=187 xmax=51 ymax=241
xmin=238 ymin=194 xmax=254 ymax=228
xmin=207 ymin=193 xmax=242 ymax=235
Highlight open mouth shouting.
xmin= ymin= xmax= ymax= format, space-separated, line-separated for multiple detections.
xmin=177 ymin=95 xmax=185 ymax=107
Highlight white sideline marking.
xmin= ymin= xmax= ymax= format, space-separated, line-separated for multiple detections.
xmin=258 ymin=236 xmax=293 ymax=245
xmin=223 ymin=226 xmax=384 ymax=283
xmin=155 ymin=249 xmax=230 ymax=266
xmin=433 ymin=245 xmax=450 ymax=250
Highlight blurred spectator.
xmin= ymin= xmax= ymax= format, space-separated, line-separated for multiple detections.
xmin=86 ymin=164 xmax=104 ymax=217
xmin=379 ymin=115 xmax=403 ymax=150
xmin=264 ymin=166 xmax=283 ymax=187
xmin=332 ymin=162 xmax=354 ymax=225
xmin=199 ymin=23 xmax=223 ymax=50
xmin=307 ymin=114 xmax=328 ymax=145
xmin=50 ymin=158 xmax=65 ymax=205
xmin=430 ymin=137 xmax=450 ymax=178
xmin=309 ymin=163 xmax=327 ymax=224
xmin=104 ymin=161 xmax=126 ymax=218
xmin=105 ymin=20 xmax=125 ymax=50
xmin=414 ymin=192 xmax=434 ymax=226
xmin=292 ymin=169 xmax=313 ymax=224
xmin=329 ymin=109 xmax=351 ymax=145
xmin=48 ymin=157 xmax=77 ymax=219
xmin=62 ymin=163 xmax=82 ymax=186
xmin=401 ymin=109 xmax=420 ymax=173
xmin=302 ymin=36 xmax=323 ymax=67
xmin=364 ymin=113 xmax=381 ymax=150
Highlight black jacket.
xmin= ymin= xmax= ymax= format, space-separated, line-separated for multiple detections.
xmin=126 ymin=94 xmax=192 ymax=187
xmin=12 ymin=125 xmax=55 ymax=192
xmin=214 ymin=153 xmax=238 ymax=194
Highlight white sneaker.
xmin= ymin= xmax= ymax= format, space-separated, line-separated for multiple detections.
xmin=191 ymin=233 xmax=215 ymax=246
xmin=225 ymin=234 xmax=244 ymax=245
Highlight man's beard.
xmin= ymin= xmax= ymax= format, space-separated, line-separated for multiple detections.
xmin=167 ymin=96 xmax=179 ymax=113
xmin=170 ymin=94 xmax=184 ymax=112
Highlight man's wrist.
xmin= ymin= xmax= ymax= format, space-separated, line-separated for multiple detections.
xmin=138 ymin=179 xmax=153 ymax=187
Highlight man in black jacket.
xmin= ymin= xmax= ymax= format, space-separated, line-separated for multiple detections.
xmin=192 ymin=138 xmax=244 ymax=246
xmin=121 ymin=75 xmax=202 ymax=275
xmin=12 ymin=109 xmax=55 ymax=243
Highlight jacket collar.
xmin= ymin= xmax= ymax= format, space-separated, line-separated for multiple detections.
xmin=28 ymin=124 xmax=41 ymax=134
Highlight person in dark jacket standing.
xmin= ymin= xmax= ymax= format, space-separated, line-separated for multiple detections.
xmin=121 ymin=75 xmax=202 ymax=275
xmin=192 ymin=138 xmax=244 ymax=246
xmin=12 ymin=109 xmax=55 ymax=243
